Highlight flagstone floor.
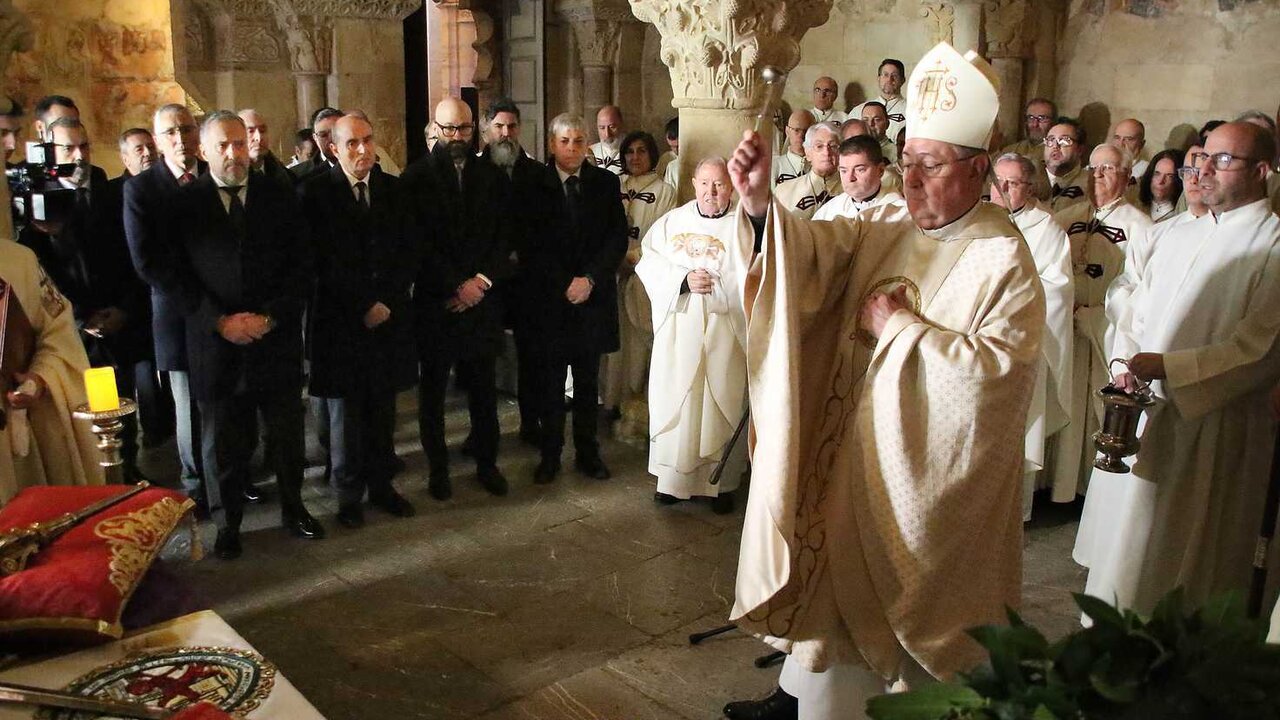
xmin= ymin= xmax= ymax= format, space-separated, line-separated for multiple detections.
xmin=144 ymin=391 xmax=1088 ymax=719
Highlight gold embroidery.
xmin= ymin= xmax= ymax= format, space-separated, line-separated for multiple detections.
xmin=36 ymin=264 xmax=67 ymax=318
xmin=911 ymin=59 xmax=958 ymax=123
xmin=95 ymin=498 xmax=190 ymax=596
xmin=854 ymin=276 xmax=921 ymax=347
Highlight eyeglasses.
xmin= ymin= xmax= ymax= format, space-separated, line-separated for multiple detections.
xmin=1176 ymin=167 xmax=1199 ymax=179
xmin=1086 ymin=163 xmax=1122 ymax=175
xmin=813 ymin=88 xmax=837 ymax=97
xmin=437 ymin=123 xmax=474 ymax=136
xmin=1191 ymin=152 xmax=1260 ymax=171
xmin=993 ymin=176 xmax=1031 ymax=187
xmin=893 ymin=154 xmax=979 ymax=177
xmin=1025 ymin=114 xmax=1053 ymax=124
xmin=808 ymin=142 xmax=840 ymax=152
xmin=785 ymin=125 xmax=808 ymax=132
xmin=1043 ymin=136 xmax=1076 ymax=148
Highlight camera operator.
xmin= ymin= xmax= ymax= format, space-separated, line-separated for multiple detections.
xmin=31 ymin=95 xmax=78 ymax=142
xmin=17 ymin=117 xmax=151 ymax=481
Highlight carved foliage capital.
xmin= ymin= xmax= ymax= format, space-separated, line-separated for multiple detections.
xmin=919 ymin=1 xmax=956 ymax=46
xmin=981 ymin=0 xmax=1029 ymax=58
xmin=571 ymin=18 xmax=620 ymax=66
xmin=630 ymin=0 xmax=833 ymax=108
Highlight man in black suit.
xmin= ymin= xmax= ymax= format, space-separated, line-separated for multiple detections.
xmin=115 ymin=128 xmax=157 ymax=181
xmin=527 ymin=113 xmax=628 ymax=483
xmin=403 ymin=97 xmax=510 ymax=500
xmin=17 ymin=118 xmax=152 ymax=479
xmin=288 ymin=107 xmax=342 ymax=183
xmin=31 ymin=95 xmax=78 ymax=142
xmin=239 ymin=109 xmax=292 ymax=190
xmin=125 ymin=103 xmax=206 ymax=503
xmin=300 ymin=114 xmax=417 ymax=529
xmin=157 ymin=111 xmax=324 ymax=559
xmin=480 ymin=98 xmax=552 ymax=451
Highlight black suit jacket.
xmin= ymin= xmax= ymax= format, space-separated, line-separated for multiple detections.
xmin=287 ymin=155 xmax=334 ymax=184
xmin=171 ymin=172 xmax=311 ymax=404
xmin=19 ymin=166 xmax=151 ymax=366
xmin=522 ymin=161 xmax=628 ymax=355
xmin=299 ymin=165 xmax=419 ymax=398
xmin=402 ymin=145 xmax=512 ymax=358
xmin=257 ymin=152 xmax=294 ymax=192
xmin=124 ymin=159 xmax=207 ymax=371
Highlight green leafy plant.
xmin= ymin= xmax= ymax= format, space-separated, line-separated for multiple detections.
xmin=867 ymin=589 xmax=1280 ymax=720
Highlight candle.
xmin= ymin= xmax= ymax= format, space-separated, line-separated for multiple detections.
xmin=84 ymin=367 xmax=120 ymax=412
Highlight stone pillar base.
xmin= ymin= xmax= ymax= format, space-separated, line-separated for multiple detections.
xmin=295 ymin=72 xmax=328 ymax=129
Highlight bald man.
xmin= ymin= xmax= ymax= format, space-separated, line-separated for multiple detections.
xmin=772 ymin=109 xmax=813 ymax=186
xmin=402 ymin=97 xmax=511 ymax=499
xmin=808 ymin=76 xmax=847 ymax=124
xmin=238 ymin=108 xmax=292 ymax=190
xmin=1112 ymin=118 xmax=1148 ymax=180
xmin=1083 ymin=122 xmax=1280 ymax=617
xmin=589 ymin=105 xmax=625 ymax=175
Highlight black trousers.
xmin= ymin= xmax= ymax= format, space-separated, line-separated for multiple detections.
xmin=326 ymin=390 xmax=397 ymax=508
xmin=535 ymin=347 xmax=601 ymax=461
xmin=197 ymin=383 xmax=307 ymax=532
xmin=418 ymin=352 xmax=499 ymax=473
xmin=132 ymin=359 xmax=173 ymax=442
xmin=513 ymin=324 xmax=541 ymax=433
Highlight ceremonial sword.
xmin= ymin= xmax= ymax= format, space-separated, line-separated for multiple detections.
xmin=0 ymin=680 xmax=172 ymax=719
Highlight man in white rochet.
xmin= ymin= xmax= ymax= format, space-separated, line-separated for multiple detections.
xmin=637 ymin=157 xmax=749 ymax=514
xmin=813 ymin=135 xmax=905 ymax=222
xmin=720 ymin=42 xmax=1045 ymax=720
xmin=1082 ymin=121 xmax=1280 ymax=616
xmin=989 ymin=152 xmax=1074 ymax=520
xmin=774 ymin=122 xmax=842 ymax=220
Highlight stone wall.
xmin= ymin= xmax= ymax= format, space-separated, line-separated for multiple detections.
xmin=5 ymin=0 xmax=189 ymax=177
xmin=1056 ymin=0 xmax=1280 ymax=154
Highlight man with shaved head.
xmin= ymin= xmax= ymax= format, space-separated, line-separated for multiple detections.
xmin=859 ymin=100 xmax=898 ymax=163
xmin=301 ymin=113 xmax=418 ymax=530
xmin=1083 ymin=121 xmax=1280 ymax=617
xmin=1111 ymin=118 xmax=1148 ymax=179
xmin=402 ymin=97 xmax=511 ymax=500
xmin=808 ymin=76 xmax=846 ymax=124
xmin=1049 ymin=142 xmax=1150 ymax=508
xmin=774 ymin=121 xmax=841 ymax=219
xmin=237 ymin=108 xmax=291 ymax=189
xmin=589 ymin=104 xmax=625 ymax=175
xmin=771 ymin=109 xmax=813 ymax=186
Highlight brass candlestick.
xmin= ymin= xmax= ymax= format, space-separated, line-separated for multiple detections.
xmin=73 ymin=398 xmax=137 ymax=483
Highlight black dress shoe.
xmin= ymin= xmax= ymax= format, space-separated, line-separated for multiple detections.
xmin=477 ymin=467 xmax=509 ymax=496
xmin=654 ymin=491 xmax=683 ymax=505
xmin=711 ymin=491 xmax=736 ymax=515
xmin=283 ymin=510 xmax=326 ymax=539
xmin=428 ymin=472 xmax=452 ymax=501
xmin=575 ymin=455 xmax=612 ymax=480
xmin=192 ymin=500 xmax=211 ymax=522
xmin=336 ymin=504 xmax=365 ymax=529
xmin=371 ymin=490 xmax=416 ymax=517
xmin=214 ymin=529 xmax=242 ymax=560
xmin=242 ymin=484 xmax=264 ymax=504
xmin=533 ymin=458 xmax=560 ymax=484
xmin=723 ymin=686 xmax=797 ymax=720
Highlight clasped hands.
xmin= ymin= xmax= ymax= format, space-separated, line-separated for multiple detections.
xmin=218 ymin=312 xmax=275 ymax=344
xmin=446 ymin=276 xmax=489 ymax=313
xmin=685 ymin=269 xmax=715 ymax=295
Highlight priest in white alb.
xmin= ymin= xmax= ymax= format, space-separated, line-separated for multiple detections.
xmin=774 ymin=122 xmax=842 ymax=220
xmin=990 ymin=152 xmax=1074 ymax=520
xmin=1081 ymin=122 xmax=1280 ymax=615
xmin=720 ymin=43 xmax=1045 ymax=720
xmin=601 ymin=130 xmax=677 ymax=417
xmin=850 ymin=59 xmax=907 ymax=142
xmin=1 ymin=239 xmax=103 ymax=505
xmin=1047 ymin=143 xmax=1149 ymax=516
xmin=636 ymin=157 xmax=747 ymax=514
xmin=773 ymin=110 xmax=814 ymax=187
xmin=813 ymin=135 xmax=904 ymax=221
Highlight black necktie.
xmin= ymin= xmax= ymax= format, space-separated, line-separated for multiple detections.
xmin=355 ymin=181 xmax=369 ymax=211
xmin=565 ymin=175 xmax=581 ymax=225
xmin=74 ymin=187 xmax=90 ymax=215
xmin=220 ymin=186 xmax=246 ymax=239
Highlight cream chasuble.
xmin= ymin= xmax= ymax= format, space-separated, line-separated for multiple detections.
xmin=636 ymin=201 xmax=748 ymax=499
xmin=774 ymin=171 xmax=841 ymax=220
xmin=601 ymin=173 xmax=678 ymax=410
xmin=729 ymin=199 xmax=1044 ymax=680
xmin=1047 ymin=165 xmax=1088 ymax=215
xmin=1010 ymin=199 xmax=1074 ymax=515
xmin=1080 ymin=199 xmax=1280 ymax=615
xmin=0 ymin=241 xmax=103 ymax=505
xmin=1046 ymin=198 xmax=1145 ymax=505
xmin=589 ymin=141 xmax=624 ymax=175
xmin=811 ymin=189 xmax=903 ymax=221
xmin=771 ymin=151 xmax=809 ymax=187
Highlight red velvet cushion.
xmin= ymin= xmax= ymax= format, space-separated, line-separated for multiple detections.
xmin=0 ymin=485 xmax=194 ymax=643
xmin=170 ymin=701 xmax=237 ymax=720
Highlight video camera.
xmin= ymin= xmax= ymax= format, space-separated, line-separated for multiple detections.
xmin=6 ymin=140 xmax=77 ymax=224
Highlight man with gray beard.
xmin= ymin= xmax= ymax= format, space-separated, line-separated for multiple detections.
xmin=481 ymin=98 xmax=549 ymax=447
xmin=403 ymin=97 xmax=512 ymax=500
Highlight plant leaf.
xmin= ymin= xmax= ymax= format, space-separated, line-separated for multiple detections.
xmin=1074 ymin=593 xmax=1125 ymax=630
xmin=865 ymin=684 xmax=986 ymax=720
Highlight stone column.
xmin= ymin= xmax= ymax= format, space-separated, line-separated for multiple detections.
xmin=981 ymin=0 xmax=1032 ymax=144
xmin=268 ymin=0 xmax=332 ymax=128
xmin=571 ymin=18 xmax=621 ymax=124
xmin=630 ymin=0 xmax=833 ymax=201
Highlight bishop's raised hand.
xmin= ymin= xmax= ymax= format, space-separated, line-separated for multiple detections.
xmin=728 ymin=130 xmax=771 ymax=219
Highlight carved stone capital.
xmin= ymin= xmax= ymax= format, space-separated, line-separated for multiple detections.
xmin=571 ymin=18 xmax=620 ymax=67
xmin=982 ymin=0 xmax=1029 ymax=58
xmin=919 ymin=0 xmax=956 ymax=46
xmin=266 ymin=0 xmax=331 ymax=73
xmin=630 ymin=0 xmax=834 ymax=109
xmin=221 ymin=0 xmax=421 ymax=20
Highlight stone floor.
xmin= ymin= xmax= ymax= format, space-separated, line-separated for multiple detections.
xmin=145 ymin=390 xmax=1088 ymax=719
